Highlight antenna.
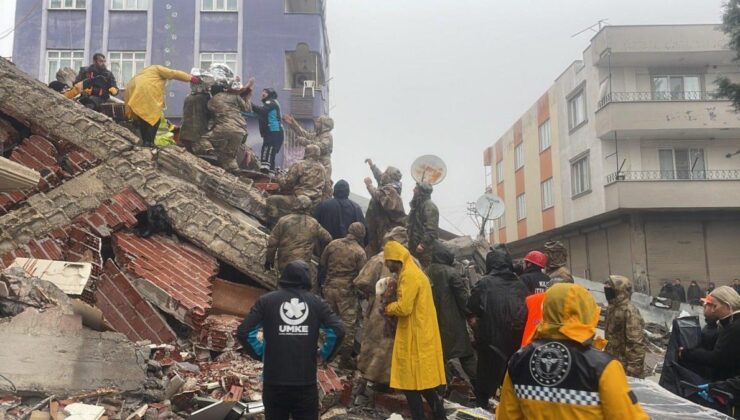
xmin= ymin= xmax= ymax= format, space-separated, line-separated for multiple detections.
xmin=468 ymin=193 xmax=505 ymax=239
xmin=571 ymin=19 xmax=608 ymax=38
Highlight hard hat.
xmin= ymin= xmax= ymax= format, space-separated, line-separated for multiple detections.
xmin=524 ymin=250 xmax=548 ymax=269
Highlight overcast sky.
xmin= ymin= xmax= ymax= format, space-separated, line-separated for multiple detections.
xmin=0 ymin=1 xmax=726 ymax=236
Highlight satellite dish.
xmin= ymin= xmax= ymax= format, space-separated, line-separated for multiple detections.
xmin=475 ymin=193 xmax=505 ymax=220
xmin=411 ymin=155 xmax=447 ymax=185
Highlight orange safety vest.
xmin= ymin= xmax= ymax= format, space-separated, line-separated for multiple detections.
xmin=521 ymin=292 xmax=545 ymax=347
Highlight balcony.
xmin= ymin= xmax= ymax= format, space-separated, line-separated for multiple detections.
xmin=603 ymin=170 xmax=740 ymax=211
xmin=594 ymin=91 xmax=740 ymax=140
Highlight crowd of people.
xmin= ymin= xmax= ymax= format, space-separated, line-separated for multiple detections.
xmin=50 ymin=58 xmax=740 ymax=419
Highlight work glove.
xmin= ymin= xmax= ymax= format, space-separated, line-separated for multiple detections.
xmin=697 ymin=384 xmax=713 ymax=403
xmin=108 ymin=87 xmax=119 ymax=96
xmin=264 ymin=259 xmax=273 ymax=271
xmin=190 ymin=75 xmax=202 ymax=85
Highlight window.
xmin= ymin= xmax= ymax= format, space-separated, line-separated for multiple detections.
xmin=46 ymin=50 xmax=84 ymax=83
xmin=201 ymin=0 xmax=237 ymax=11
xmin=108 ymin=52 xmax=146 ymax=87
xmin=496 ymin=161 xmax=504 ymax=184
xmin=285 ymin=0 xmax=319 ymax=14
xmin=49 ymin=0 xmax=86 ymax=9
xmin=658 ymin=148 xmax=705 ymax=180
xmin=568 ymin=89 xmax=587 ymax=130
xmin=111 ymin=0 xmax=148 ymax=10
xmin=538 ymin=119 xmax=551 ymax=152
xmin=199 ymin=52 xmax=238 ymax=73
xmin=571 ymin=155 xmax=590 ymax=196
xmin=516 ymin=194 xmax=527 ymax=221
xmin=496 ymin=215 xmax=506 ymax=229
xmin=652 ymin=75 xmax=701 ymax=100
xmin=515 ymin=143 xmax=524 ymax=170
xmin=542 ymin=178 xmax=554 ymax=210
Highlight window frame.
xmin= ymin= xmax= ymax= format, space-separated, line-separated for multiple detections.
xmin=567 ymin=86 xmax=587 ymax=132
xmin=108 ymin=51 xmax=146 ymax=88
xmin=496 ymin=214 xmax=506 ymax=229
xmin=658 ymin=147 xmax=706 ymax=180
xmin=651 ymin=75 xmax=703 ymax=101
xmin=515 ymin=143 xmax=524 ymax=170
xmin=496 ymin=160 xmax=504 ymax=184
xmin=516 ymin=193 xmax=527 ymax=221
xmin=284 ymin=0 xmax=321 ymax=14
xmin=570 ymin=153 xmax=591 ymax=198
xmin=538 ymin=119 xmax=551 ymax=152
xmin=199 ymin=52 xmax=239 ymax=75
xmin=45 ymin=50 xmax=85 ymax=83
xmin=110 ymin=0 xmax=148 ymax=11
xmin=201 ymin=0 xmax=238 ymax=12
xmin=541 ymin=178 xmax=554 ymax=210
xmin=49 ymin=0 xmax=86 ymax=9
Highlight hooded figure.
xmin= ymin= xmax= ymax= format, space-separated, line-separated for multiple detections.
xmin=497 ymin=283 xmax=648 ymax=420
xmin=313 ymin=179 xmax=366 ymax=240
xmin=543 ymin=240 xmax=574 ymax=283
xmin=265 ymin=195 xmax=332 ymax=291
xmin=426 ymin=241 xmax=476 ymax=384
xmin=407 ymin=182 xmax=439 ymax=268
xmin=320 ymin=222 xmax=367 ymax=369
xmin=354 ymin=226 xmax=410 ymax=385
xmin=199 ymin=88 xmax=254 ymax=172
xmin=467 ymin=245 xmax=528 ymax=408
xmin=237 ymin=260 xmax=345 ymax=419
xmin=603 ymin=275 xmax=647 ymax=378
xmin=687 ymin=281 xmax=704 ymax=306
xmin=384 ymin=240 xmax=447 ymax=420
xmin=364 ymin=160 xmax=406 ymax=256
xmin=180 ymin=82 xmax=214 ymax=155
xmin=266 ymin=144 xmax=327 ymax=223
xmin=252 ymin=88 xmax=284 ymax=171
xmin=287 ymin=114 xmax=334 ymax=180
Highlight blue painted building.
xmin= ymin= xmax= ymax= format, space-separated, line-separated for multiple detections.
xmin=12 ymin=0 xmax=330 ymax=124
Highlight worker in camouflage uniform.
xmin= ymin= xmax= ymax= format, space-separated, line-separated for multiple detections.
xmin=320 ymin=222 xmax=368 ymax=369
xmin=407 ymin=182 xmax=439 ymax=268
xmin=364 ymin=159 xmax=406 ymax=257
xmin=200 ymin=84 xmax=256 ymax=172
xmin=543 ymin=240 xmax=574 ymax=283
xmin=354 ymin=226 xmax=410 ymax=388
xmin=285 ymin=114 xmax=334 ymax=180
xmin=264 ymin=195 xmax=332 ymax=291
xmin=266 ymin=144 xmax=326 ymax=224
xmin=603 ymin=275 xmax=647 ymax=378
xmin=179 ymin=80 xmax=213 ymax=155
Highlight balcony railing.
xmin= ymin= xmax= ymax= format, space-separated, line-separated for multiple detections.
xmin=606 ymin=170 xmax=740 ymax=184
xmin=597 ymin=91 xmax=723 ymax=110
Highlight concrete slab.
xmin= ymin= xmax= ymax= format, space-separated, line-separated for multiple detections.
xmin=10 ymin=257 xmax=92 ymax=295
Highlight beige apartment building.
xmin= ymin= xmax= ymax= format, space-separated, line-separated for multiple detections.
xmin=483 ymin=24 xmax=740 ymax=294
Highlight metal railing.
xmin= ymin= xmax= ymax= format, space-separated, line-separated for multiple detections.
xmin=597 ymin=91 xmax=723 ymax=109
xmin=606 ymin=170 xmax=740 ymax=184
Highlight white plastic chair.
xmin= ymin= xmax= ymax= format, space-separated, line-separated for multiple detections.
xmin=302 ymin=80 xmax=316 ymax=97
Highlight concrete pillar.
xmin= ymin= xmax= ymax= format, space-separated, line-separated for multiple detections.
xmin=629 ymin=213 xmax=649 ymax=294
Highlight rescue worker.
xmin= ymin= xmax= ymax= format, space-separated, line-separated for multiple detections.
xmin=543 ymin=240 xmax=574 ymax=283
xmin=427 ymin=241 xmax=477 ymax=386
xmin=284 ymin=114 xmax=334 ymax=195
xmin=353 ymin=226 xmax=410 ymax=389
xmin=520 ymin=269 xmax=575 ymax=348
xmin=383 ymin=240 xmax=447 ymax=420
xmin=180 ymin=77 xmax=213 ymax=155
xmin=125 ymin=65 xmax=200 ymax=147
xmin=467 ymin=245 xmax=528 ymax=408
xmin=407 ymin=182 xmax=439 ymax=269
xmin=237 ymin=260 xmax=345 ymax=420
xmin=313 ymin=179 xmax=366 ymax=240
xmin=252 ymin=88 xmax=284 ymax=171
xmin=319 ymin=222 xmax=367 ymax=369
xmin=688 ymin=280 xmax=704 ymax=306
xmin=673 ymin=278 xmax=687 ymax=303
xmin=364 ymin=159 xmax=406 ymax=256
xmin=603 ymin=275 xmax=647 ymax=378
xmin=264 ymin=195 xmax=332 ymax=291
xmin=200 ymin=82 xmax=256 ymax=172
xmin=266 ymin=145 xmax=326 ymax=224
xmin=497 ymin=283 xmax=649 ymax=420
xmin=519 ymin=250 xmax=550 ymax=296
xmin=73 ymin=53 xmax=119 ymax=111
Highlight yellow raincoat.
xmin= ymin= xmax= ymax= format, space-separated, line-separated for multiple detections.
xmin=124 ymin=65 xmax=191 ymax=126
xmin=497 ymin=283 xmax=648 ymax=420
xmin=383 ymin=241 xmax=446 ymax=391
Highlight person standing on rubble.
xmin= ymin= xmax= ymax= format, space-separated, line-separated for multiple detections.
xmin=496 ymin=283 xmax=649 ymax=420
xmin=199 ymin=80 xmax=259 ymax=172
xmin=407 ymin=182 xmax=439 ymax=269
xmin=237 ymin=260 xmax=345 ymax=420
xmin=319 ymin=222 xmax=367 ymax=369
xmin=265 ymin=195 xmax=332 ymax=291
xmin=353 ymin=226 xmax=410 ymax=391
xmin=426 ymin=241 xmax=477 ymax=387
xmin=125 ymin=65 xmax=201 ymax=147
xmin=467 ymin=245 xmax=528 ymax=409
xmin=673 ymin=278 xmax=687 ymax=303
xmin=73 ymin=53 xmax=119 ymax=111
xmin=180 ymin=77 xmax=213 ymax=155
xmin=603 ymin=275 xmax=647 ymax=378
xmin=519 ymin=250 xmax=550 ymax=296
xmin=251 ymin=88 xmax=284 ymax=171
xmin=266 ymin=145 xmax=326 ymax=224
xmin=313 ymin=179 xmax=366 ymax=240
xmin=284 ymin=114 xmax=334 ymax=196
xmin=383 ymin=240 xmax=447 ymax=420
xmin=688 ymin=281 xmax=704 ymax=306
xmin=542 ymin=241 xmax=574 ymax=283
xmin=364 ymin=159 xmax=406 ymax=256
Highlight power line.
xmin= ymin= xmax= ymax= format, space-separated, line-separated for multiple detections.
xmin=0 ymin=2 xmax=42 ymax=41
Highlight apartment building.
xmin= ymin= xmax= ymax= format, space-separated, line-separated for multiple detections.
xmin=483 ymin=25 xmax=740 ymax=294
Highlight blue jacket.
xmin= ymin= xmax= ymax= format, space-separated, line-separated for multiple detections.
xmin=252 ymin=98 xmax=283 ymax=136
